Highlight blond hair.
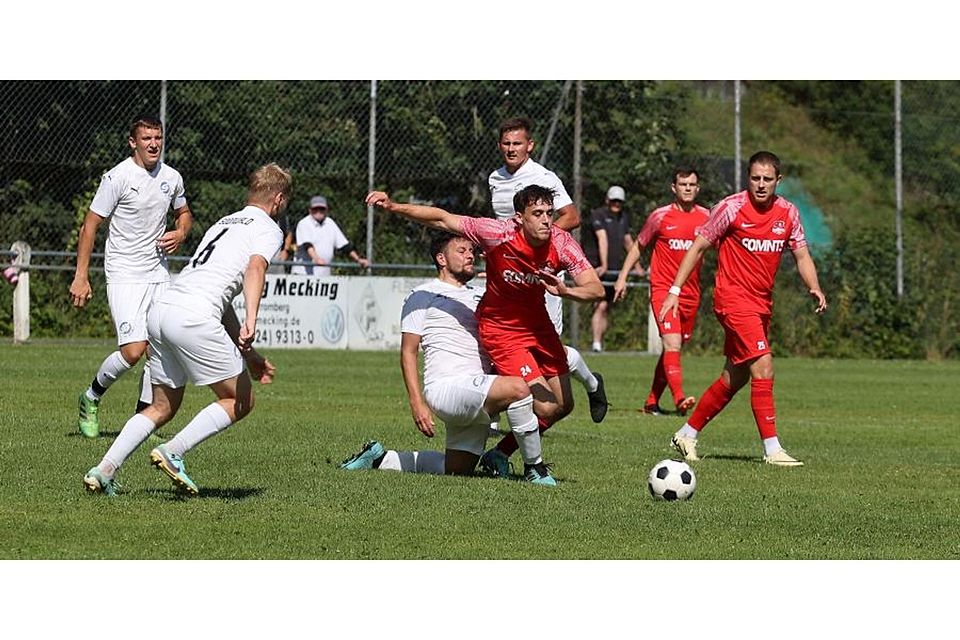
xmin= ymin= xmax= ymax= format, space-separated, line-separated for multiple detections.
xmin=247 ymin=163 xmax=292 ymax=201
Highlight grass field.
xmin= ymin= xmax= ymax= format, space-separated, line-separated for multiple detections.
xmin=1 ymin=340 xmax=958 ymax=560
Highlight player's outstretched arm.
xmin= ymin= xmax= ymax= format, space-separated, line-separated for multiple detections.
xmin=400 ymin=332 xmax=435 ymax=438
xmin=540 ymin=267 xmax=604 ymax=302
xmin=554 ymin=203 xmax=581 ymax=231
xmin=792 ymin=246 xmax=827 ymax=314
xmin=659 ymin=235 xmax=711 ymax=322
xmin=365 ymin=191 xmax=464 ymax=234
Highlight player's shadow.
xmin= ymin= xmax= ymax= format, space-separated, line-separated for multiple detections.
xmin=145 ymin=487 xmax=265 ymax=501
xmin=67 ymin=430 xmax=168 ymax=439
xmin=701 ymin=454 xmax=757 ymax=464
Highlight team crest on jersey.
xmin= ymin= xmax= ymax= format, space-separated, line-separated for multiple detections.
xmin=160 ymin=181 xmax=171 ymax=195
xmin=772 ymin=220 xmax=786 ymax=235
xmin=118 ymin=322 xmax=132 ymax=337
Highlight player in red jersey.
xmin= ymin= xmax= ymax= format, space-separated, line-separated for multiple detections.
xmin=613 ymin=167 xmax=709 ymax=416
xmin=365 ymin=185 xmax=604 ymax=485
xmin=659 ymin=152 xmax=827 ymax=466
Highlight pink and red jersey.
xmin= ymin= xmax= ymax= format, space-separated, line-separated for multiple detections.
xmin=459 ymin=216 xmax=592 ymax=333
xmin=637 ymin=202 xmax=710 ymax=300
xmin=697 ymin=191 xmax=807 ymax=315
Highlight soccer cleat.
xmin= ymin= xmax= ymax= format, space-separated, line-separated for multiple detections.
xmin=150 ymin=444 xmax=199 ymax=495
xmin=676 ymin=396 xmax=696 ymax=416
xmin=640 ymin=403 xmax=666 ymax=416
xmin=78 ymin=392 xmax=100 ymax=438
xmin=339 ymin=440 xmax=386 ymax=470
xmin=83 ymin=466 xmax=119 ymax=497
xmin=587 ymin=372 xmax=608 ymax=423
xmin=763 ymin=448 xmax=804 ymax=467
xmin=524 ymin=462 xmax=557 ymax=486
xmin=478 ymin=448 xmax=511 ymax=478
xmin=671 ymin=434 xmax=700 ymax=461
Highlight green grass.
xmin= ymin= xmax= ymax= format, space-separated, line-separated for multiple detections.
xmin=1 ymin=340 xmax=958 ymax=559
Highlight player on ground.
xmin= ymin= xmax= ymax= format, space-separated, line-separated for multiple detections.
xmin=660 ymin=152 xmax=827 ymax=466
xmin=70 ymin=114 xmax=193 ymax=438
xmin=488 ymin=117 xmax=608 ymax=424
xmin=614 ymin=167 xmax=709 ymax=416
xmin=340 ymin=233 xmax=545 ymax=480
xmin=365 ymin=185 xmax=604 ymax=484
xmin=83 ymin=163 xmax=288 ymax=496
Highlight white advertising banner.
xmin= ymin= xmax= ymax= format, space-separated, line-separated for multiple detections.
xmin=232 ymin=274 xmax=440 ymax=350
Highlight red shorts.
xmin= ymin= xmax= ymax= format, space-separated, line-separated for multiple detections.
xmin=650 ymin=291 xmax=700 ymax=343
xmin=716 ymin=311 xmax=771 ymax=365
xmin=479 ymin=323 xmax=568 ymax=382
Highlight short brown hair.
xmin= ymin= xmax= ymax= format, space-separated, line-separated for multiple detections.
xmin=513 ymin=184 xmax=555 ymax=213
xmin=129 ymin=114 xmax=162 ymax=139
xmin=498 ymin=116 xmax=533 ymax=140
xmin=673 ymin=166 xmax=700 ymax=183
xmin=247 ymin=163 xmax=292 ymax=201
xmin=748 ymin=151 xmax=781 ymax=176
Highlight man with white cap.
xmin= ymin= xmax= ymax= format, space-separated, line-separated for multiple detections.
xmin=291 ymin=195 xmax=369 ymax=276
xmin=581 ymin=185 xmax=636 ymax=352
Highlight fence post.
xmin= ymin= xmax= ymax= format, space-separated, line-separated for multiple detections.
xmin=10 ymin=241 xmax=31 ymax=343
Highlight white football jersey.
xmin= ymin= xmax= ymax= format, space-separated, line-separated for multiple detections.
xmin=401 ymin=279 xmax=489 ymax=386
xmin=488 ymin=158 xmax=573 ymax=220
xmin=163 ymin=205 xmax=282 ymax=318
xmin=90 ymin=157 xmax=187 ymax=284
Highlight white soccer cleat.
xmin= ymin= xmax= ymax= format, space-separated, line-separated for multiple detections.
xmin=670 ymin=434 xmax=700 ymax=461
xmin=763 ymin=448 xmax=804 ymax=467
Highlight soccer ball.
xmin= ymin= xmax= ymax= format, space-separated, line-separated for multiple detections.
xmin=648 ymin=459 xmax=696 ymax=501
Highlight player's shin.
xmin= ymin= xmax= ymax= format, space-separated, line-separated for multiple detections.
xmin=507 ymin=395 xmax=542 ymax=464
xmin=99 ymin=413 xmax=157 ymax=477
xmin=687 ymin=377 xmax=735 ymax=431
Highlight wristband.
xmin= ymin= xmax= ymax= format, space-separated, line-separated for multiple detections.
xmin=669 ymin=285 xmax=681 ymax=296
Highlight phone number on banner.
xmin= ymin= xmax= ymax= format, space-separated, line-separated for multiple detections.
xmin=254 ymin=328 xmax=317 ymax=346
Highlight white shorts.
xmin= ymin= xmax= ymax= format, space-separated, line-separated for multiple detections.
xmin=545 ymin=291 xmax=563 ymax=335
xmin=146 ymin=302 xmax=244 ymax=388
xmin=107 ymin=281 xmax=169 ymax=345
xmin=423 ymin=373 xmax=496 ymax=456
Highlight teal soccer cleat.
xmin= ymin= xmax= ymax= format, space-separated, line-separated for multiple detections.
xmin=83 ymin=466 xmax=120 ymax=497
xmin=150 ymin=444 xmax=199 ymax=495
xmin=339 ymin=441 xmax=386 ymax=470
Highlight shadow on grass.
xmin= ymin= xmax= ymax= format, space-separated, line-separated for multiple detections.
xmin=68 ymin=430 xmax=168 ymax=440
xmin=700 ymin=454 xmax=758 ymax=464
xmin=144 ymin=487 xmax=265 ymax=501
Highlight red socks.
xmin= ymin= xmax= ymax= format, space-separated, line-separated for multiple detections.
xmin=663 ymin=350 xmax=685 ymax=406
xmin=687 ymin=377 xmax=735 ymax=431
xmin=750 ymin=378 xmax=777 ymax=439
xmin=646 ymin=353 xmax=667 ymax=407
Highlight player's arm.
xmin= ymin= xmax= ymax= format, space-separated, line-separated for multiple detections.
xmin=158 ymin=204 xmax=193 ymax=254
xmin=554 ymin=203 xmax=581 ymax=231
xmin=222 ymin=305 xmax=276 ymax=383
xmin=540 ymin=266 xmax=604 ymax=302
xmin=659 ymin=235 xmax=713 ymax=322
xmin=70 ymin=210 xmax=105 ymax=308
xmin=366 ymin=191 xmax=464 ymax=234
xmin=595 ymin=228 xmax=609 ymax=277
xmin=792 ymin=245 xmax=827 ymax=314
xmin=237 ymin=254 xmax=270 ymax=351
xmin=613 ymin=238 xmax=644 ymax=302
xmin=400 ymin=331 xmax=435 ymax=438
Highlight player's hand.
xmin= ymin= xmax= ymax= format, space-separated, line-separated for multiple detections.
xmin=69 ymin=277 xmax=93 ymax=308
xmin=157 ymin=229 xmax=186 ymax=254
xmin=595 ymin=265 xmax=607 ymax=278
xmin=356 ymin=257 xmax=370 ymax=269
xmin=658 ymin=293 xmax=679 ymax=324
xmin=411 ymin=401 xmax=435 ymax=437
xmin=245 ymin=352 xmax=276 ymax=384
xmin=312 ymin=257 xmax=327 ymax=266
xmin=238 ymin=321 xmax=256 ymax=352
xmin=537 ymin=269 xmax=565 ymax=296
xmin=365 ymin=191 xmax=393 ymax=211
xmin=633 ymin=265 xmax=646 ymax=278
xmin=810 ymin=288 xmax=827 ymax=314
xmin=612 ymin=277 xmax=628 ymax=303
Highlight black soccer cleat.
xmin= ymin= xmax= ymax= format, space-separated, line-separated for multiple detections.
xmin=587 ymin=372 xmax=608 ymax=423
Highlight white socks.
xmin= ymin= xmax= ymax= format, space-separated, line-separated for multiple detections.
xmin=677 ymin=424 xmax=699 ymax=439
xmin=762 ymin=436 xmax=782 ymax=456
xmin=377 ymin=450 xmax=446 ymax=474
xmin=565 ymin=345 xmax=598 ymax=393
xmin=87 ymin=351 xmax=133 ymax=400
xmin=99 ymin=413 xmax=156 ymax=477
xmin=507 ymin=395 xmax=542 ymax=465
xmin=166 ymin=402 xmax=233 ymax=457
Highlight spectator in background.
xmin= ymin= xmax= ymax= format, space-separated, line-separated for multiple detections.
xmin=581 ymin=185 xmax=635 ymax=353
xmin=614 ymin=167 xmax=709 ymax=416
xmin=291 ymin=195 xmax=369 ymax=276
xmin=268 ymin=213 xmax=296 ymax=274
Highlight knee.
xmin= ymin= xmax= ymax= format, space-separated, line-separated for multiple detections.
xmin=120 ymin=342 xmax=147 ymax=365
xmin=509 ymin=379 xmax=532 ymax=403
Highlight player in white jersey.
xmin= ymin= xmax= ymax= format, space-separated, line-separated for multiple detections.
xmin=70 ymin=115 xmax=193 ymax=438
xmin=339 ymin=232 xmax=545 ymax=478
xmin=486 ymin=116 xmax=608 ymax=424
xmin=83 ymin=164 xmax=288 ymax=497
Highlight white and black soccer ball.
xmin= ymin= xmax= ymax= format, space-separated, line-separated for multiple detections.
xmin=648 ymin=459 xmax=696 ymax=501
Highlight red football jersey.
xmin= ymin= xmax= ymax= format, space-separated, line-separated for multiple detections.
xmin=459 ymin=216 xmax=592 ymax=333
xmin=637 ymin=202 xmax=710 ymax=300
xmin=697 ymin=191 xmax=807 ymax=315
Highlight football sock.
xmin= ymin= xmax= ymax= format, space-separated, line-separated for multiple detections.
xmin=687 ymin=377 xmax=735 ymax=431
xmin=646 ymin=353 xmax=667 ymax=407
xmin=166 ymin=402 xmax=232 ymax=457
xmin=566 ymin=345 xmax=598 ymax=393
xmin=87 ymin=351 xmax=133 ymax=400
xmin=750 ymin=378 xmax=777 ymax=440
xmin=663 ymin=349 xmax=685 ymax=405
xmin=677 ymin=424 xmax=699 ymax=439
xmin=507 ymin=396 xmax=542 ymax=464
xmin=497 ymin=417 xmax=552 ymax=457
xmin=99 ymin=413 xmax=156 ymax=477
xmin=377 ymin=450 xmax=446 ymax=474
xmin=762 ymin=436 xmax=783 ymax=456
